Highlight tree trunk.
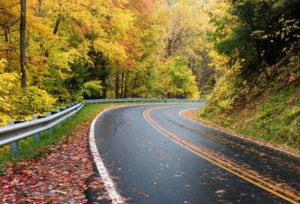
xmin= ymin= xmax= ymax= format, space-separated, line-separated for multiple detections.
xmin=4 ymin=27 xmax=9 ymax=59
xmin=20 ymin=0 xmax=27 ymax=89
xmin=124 ymin=71 xmax=128 ymax=98
xmin=115 ymin=71 xmax=120 ymax=98
xmin=4 ymin=27 xmax=9 ymax=42
xmin=102 ymin=78 xmax=107 ymax=99
xmin=37 ymin=0 xmax=43 ymax=16
xmin=131 ymin=72 xmax=138 ymax=98
xmin=120 ymin=71 xmax=124 ymax=98
xmin=53 ymin=15 xmax=61 ymax=35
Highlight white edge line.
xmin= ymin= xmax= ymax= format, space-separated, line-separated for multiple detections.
xmin=89 ymin=107 xmax=124 ymax=204
xmin=179 ymin=109 xmax=300 ymax=159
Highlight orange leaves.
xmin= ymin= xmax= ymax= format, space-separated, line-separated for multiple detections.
xmin=143 ymin=0 xmax=152 ymax=10
xmin=119 ymin=40 xmax=131 ymax=47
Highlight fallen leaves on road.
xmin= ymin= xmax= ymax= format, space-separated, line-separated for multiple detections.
xmin=215 ymin=189 xmax=226 ymax=195
xmin=184 ymin=184 xmax=192 ymax=188
xmin=0 ymin=123 xmax=106 ymax=203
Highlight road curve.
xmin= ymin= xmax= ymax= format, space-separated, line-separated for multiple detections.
xmin=90 ymin=104 xmax=300 ymax=204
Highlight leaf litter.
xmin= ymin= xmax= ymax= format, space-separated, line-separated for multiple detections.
xmin=0 ymin=123 xmax=107 ymax=203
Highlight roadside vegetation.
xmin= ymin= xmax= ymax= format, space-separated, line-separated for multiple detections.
xmin=194 ymin=80 xmax=300 ymax=152
xmin=196 ymin=0 xmax=300 ymax=151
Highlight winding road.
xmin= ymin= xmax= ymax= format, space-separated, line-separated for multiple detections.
xmin=89 ymin=104 xmax=300 ymax=204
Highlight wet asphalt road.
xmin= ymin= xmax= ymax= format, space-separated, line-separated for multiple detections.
xmin=93 ymin=104 xmax=300 ymax=204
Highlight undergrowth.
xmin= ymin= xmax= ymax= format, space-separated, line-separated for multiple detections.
xmin=200 ymin=83 xmax=300 ymax=152
xmin=200 ymin=54 xmax=300 ymax=152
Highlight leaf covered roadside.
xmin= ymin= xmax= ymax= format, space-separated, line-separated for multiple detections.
xmin=0 ymin=123 xmax=106 ymax=203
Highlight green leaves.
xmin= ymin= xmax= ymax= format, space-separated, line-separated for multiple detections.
xmin=82 ymin=80 xmax=102 ymax=98
xmin=166 ymin=58 xmax=199 ymax=98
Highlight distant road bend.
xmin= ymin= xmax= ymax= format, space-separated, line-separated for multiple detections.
xmin=90 ymin=104 xmax=300 ymax=204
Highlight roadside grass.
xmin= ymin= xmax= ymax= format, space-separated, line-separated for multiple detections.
xmin=235 ymin=85 xmax=300 ymax=149
xmin=0 ymin=103 xmax=118 ymax=169
xmin=198 ymin=84 xmax=300 ymax=152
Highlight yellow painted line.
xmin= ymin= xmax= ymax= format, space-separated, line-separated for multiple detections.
xmin=177 ymin=137 xmax=299 ymax=201
xmin=143 ymin=106 xmax=300 ymax=204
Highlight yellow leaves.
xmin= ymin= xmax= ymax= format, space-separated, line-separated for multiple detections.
xmin=49 ymin=51 xmax=71 ymax=71
xmin=0 ymin=59 xmax=19 ymax=96
xmin=110 ymin=7 xmax=134 ymax=36
xmin=0 ymin=84 xmax=56 ymax=126
xmin=0 ymin=59 xmax=7 ymax=73
xmin=1 ymin=86 xmax=55 ymax=126
xmin=208 ymin=50 xmax=229 ymax=72
xmin=82 ymin=80 xmax=102 ymax=97
xmin=0 ymin=114 xmax=12 ymax=126
xmin=13 ymin=86 xmax=56 ymax=114
xmin=94 ymin=39 xmax=127 ymax=63
xmin=162 ymin=58 xmax=200 ymax=98
xmin=0 ymin=67 xmax=20 ymax=125
xmin=0 ymin=72 xmax=19 ymax=95
xmin=1 ymin=0 xmax=202 ymax=105
xmin=0 ymin=0 xmax=19 ymax=26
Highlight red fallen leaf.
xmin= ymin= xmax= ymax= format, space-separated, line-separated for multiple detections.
xmin=0 ymin=122 xmax=105 ymax=203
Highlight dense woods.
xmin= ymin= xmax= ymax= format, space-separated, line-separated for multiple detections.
xmin=200 ymin=0 xmax=300 ymax=148
xmin=0 ymin=0 xmax=300 ymax=146
xmin=0 ymin=0 xmax=201 ymax=125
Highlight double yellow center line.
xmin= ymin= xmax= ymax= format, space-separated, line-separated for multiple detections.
xmin=143 ymin=107 xmax=300 ymax=204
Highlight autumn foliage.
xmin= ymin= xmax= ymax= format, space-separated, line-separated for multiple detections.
xmin=0 ymin=0 xmax=203 ymax=125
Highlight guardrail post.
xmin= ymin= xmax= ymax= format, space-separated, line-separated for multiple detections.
xmin=8 ymin=121 xmax=19 ymax=157
xmin=46 ymin=112 xmax=52 ymax=135
xmin=32 ymin=116 xmax=40 ymax=142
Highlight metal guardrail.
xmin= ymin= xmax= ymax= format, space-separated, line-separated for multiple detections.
xmin=0 ymin=98 xmax=204 ymax=156
xmin=85 ymin=98 xmax=204 ymax=103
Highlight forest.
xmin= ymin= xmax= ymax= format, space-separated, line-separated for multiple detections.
xmin=0 ymin=0 xmax=300 ymax=148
